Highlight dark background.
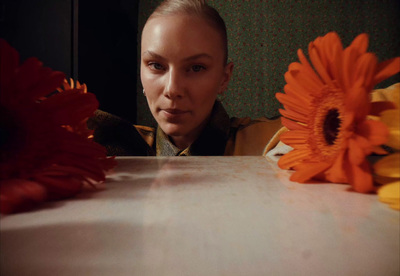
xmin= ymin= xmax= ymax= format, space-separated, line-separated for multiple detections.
xmin=0 ymin=0 xmax=139 ymax=123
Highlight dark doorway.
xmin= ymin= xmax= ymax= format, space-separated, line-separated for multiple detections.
xmin=0 ymin=0 xmax=73 ymax=76
xmin=79 ymin=0 xmax=139 ymax=123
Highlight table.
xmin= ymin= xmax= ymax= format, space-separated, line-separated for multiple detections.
xmin=1 ymin=156 xmax=399 ymax=276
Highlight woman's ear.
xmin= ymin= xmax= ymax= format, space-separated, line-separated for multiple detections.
xmin=219 ymin=62 xmax=234 ymax=94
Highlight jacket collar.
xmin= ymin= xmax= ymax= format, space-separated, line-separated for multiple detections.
xmin=155 ymin=101 xmax=230 ymax=156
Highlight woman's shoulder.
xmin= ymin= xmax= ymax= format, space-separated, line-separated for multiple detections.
xmin=134 ymin=125 xmax=156 ymax=148
xmin=230 ymin=116 xmax=282 ymax=129
xmin=225 ymin=116 xmax=284 ymax=156
xmin=87 ymin=110 xmax=154 ymax=156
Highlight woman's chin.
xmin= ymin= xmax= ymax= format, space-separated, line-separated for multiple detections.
xmin=160 ymin=123 xmax=188 ymax=137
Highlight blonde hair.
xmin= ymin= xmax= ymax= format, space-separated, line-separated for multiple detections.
xmin=147 ymin=0 xmax=228 ymax=64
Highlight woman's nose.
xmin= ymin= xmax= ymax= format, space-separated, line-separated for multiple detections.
xmin=163 ymin=69 xmax=184 ymax=99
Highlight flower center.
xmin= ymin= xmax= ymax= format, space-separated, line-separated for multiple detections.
xmin=323 ymin=109 xmax=341 ymax=145
xmin=308 ymin=85 xmax=346 ymax=161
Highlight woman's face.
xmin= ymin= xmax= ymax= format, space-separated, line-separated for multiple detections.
xmin=140 ymin=14 xmax=233 ymax=148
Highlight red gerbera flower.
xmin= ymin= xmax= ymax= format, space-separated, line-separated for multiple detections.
xmin=0 ymin=39 xmax=116 ymax=214
xmin=276 ymin=32 xmax=400 ymax=193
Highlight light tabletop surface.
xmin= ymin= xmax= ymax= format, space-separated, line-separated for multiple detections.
xmin=1 ymin=156 xmax=399 ymax=276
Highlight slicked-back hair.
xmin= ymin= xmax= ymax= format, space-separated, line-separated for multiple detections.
xmin=146 ymin=0 xmax=228 ymax=65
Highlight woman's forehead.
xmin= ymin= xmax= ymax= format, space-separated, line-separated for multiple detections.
xmin=141 ymin=14 xmax=225 ymax=61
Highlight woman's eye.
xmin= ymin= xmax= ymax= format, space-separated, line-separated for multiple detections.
xmin=191 ymin=65 xmax=206 ymax=72
xmin=149 ymin=63 xmax=164 ymax=71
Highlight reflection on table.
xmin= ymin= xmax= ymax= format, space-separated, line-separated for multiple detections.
xmin=1 ymin=156 xmax=399 ymax=276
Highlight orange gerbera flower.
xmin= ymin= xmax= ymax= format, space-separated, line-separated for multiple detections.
xmin=0 ymin=39 xmax=116 ymax=214
xmin=276 ymin=32 xmax=400 ymax=193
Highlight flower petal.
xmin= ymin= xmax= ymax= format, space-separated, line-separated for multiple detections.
xmin=323 ymin=150 xmax=349 ymax=183
xmin=0 ymin=40 xmax=116 ymax=214
xmin=370 ymin=101 xmax=397 ymax=116
xmin=373 ymin=57 xmax=400 ymax=87
xmin=347 ymin=160 xmax=374 ymax=193
xmin=276 ymin=92 xmax=310 ymax=116
xmin=380 ymin=108 xmax=400 ymax=149
xmin=0 ymin=179 xmax=47 ymax=214
xmin=297 ymin=49 xmax=325 ymax=87
xmin=329 ymin=36 xmax=344 ymax=86
xmin=41 ymin=90 xmax=99 ymax=125
xmin=279 ymin=108 xmax=309 ymax=124
xmin=357 ymin=119 xmax=389 ymax=146
xmin=33 ymin=173 xmax=83 ymax=200
xmin=345 ymin=83 xmax=370 ymax=120
xmin=15 ymin=58 xmax=43 ymax=93
xmin=374 ymin=153 xmax=400 ymax=178
xmin=378 ymin=181 xmax=400 ymax=210
xmin=372 ymin=83 xmax=400 ymax=108
xmin=278 ymin=149 xmax=311 ymax=169
xmin=348 ymin=137 xmax=368 ymax=165
xmin=287 ymin=62 xmax=323 ymax=94
xmin=276 ymin=33 xmax=398 ymax=195
xmin=354 ymin=52 xmax=378 ymax=91
xmin=309 ymin=46 xmax=334 ymax=86
xmin=280 ymin=130 xmax=309 ymax=145
xmin=280 ymin=117 xmax=308 ymax=131
xmin=26 ymin=71 xmax=65 ymax=102
xmin=283 ymin=84 xmax=313 ymax=105
xmin=342 ymin=46 xmax=360 ymax=91
xmin=349 ymin=33 xmax=369 ymax=56
xmin=290 ymin=162 xmax=331 ymax=183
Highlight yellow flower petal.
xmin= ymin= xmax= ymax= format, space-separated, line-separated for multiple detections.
xmin=380 ymin=109 xmax=400 ymax=149
xmin=374 ymin=153 xmax=400 ymax=178
xmin=378 ymin=181 xmax=400 ymax=210
xmin=389 ymin=203 xmax=400 ymax=210
xmin=372 ymin=83 xmax=400 ymax=108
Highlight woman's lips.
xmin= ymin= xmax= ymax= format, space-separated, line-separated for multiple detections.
xmin=161 ymin=108 xmax=189 ymax=120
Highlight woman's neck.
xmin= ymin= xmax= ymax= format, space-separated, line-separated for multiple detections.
xmin=169 ymin=135 xmax=192 ymax=150
xmin=169 ymin=114 xmax=212 ymax=150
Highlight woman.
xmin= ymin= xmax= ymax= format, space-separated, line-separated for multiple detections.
xmin=89 ymin=0 xmax=283 ymax=156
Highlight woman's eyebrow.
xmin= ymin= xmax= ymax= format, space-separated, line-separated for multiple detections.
xmin=183 ymin=53 xmax=213 ymax=61
xmin=142 ymin=50 xmax=165 ymax=60
xmin=142 ymin=51 xmax=213 ymax=62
